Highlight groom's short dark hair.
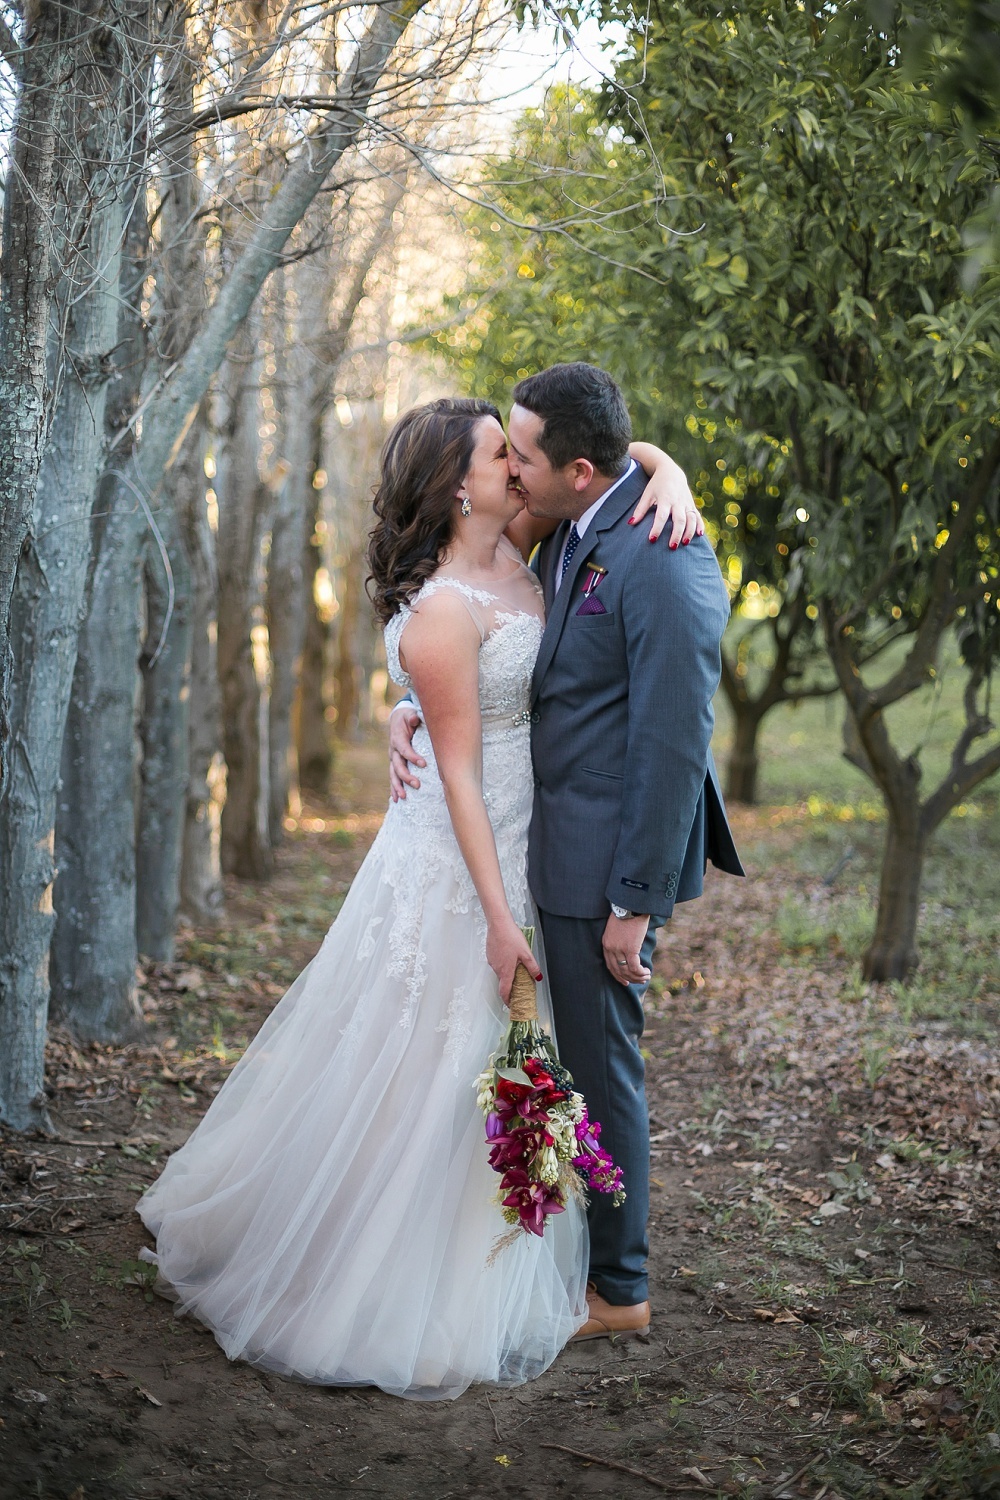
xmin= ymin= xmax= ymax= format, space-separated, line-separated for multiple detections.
xmin=512 ymin=363 xmax=632 ymax=478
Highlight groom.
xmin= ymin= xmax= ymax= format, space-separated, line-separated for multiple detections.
xmin=391 ymin=363 xmax=743 ymax=1339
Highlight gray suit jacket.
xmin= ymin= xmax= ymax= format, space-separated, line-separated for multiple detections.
xmin=528 ymin=465 xmax=743 ymax=920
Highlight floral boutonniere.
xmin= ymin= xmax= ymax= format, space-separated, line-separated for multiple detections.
xmin=576 ymin=563 xmax=608 ymax=615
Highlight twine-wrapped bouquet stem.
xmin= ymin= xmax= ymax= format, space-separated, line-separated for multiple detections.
xmin=508 ymin=960 xmax=539 ymax=1023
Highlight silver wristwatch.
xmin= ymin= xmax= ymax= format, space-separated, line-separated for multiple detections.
xmin=610 ymin=903 xmax=639 ymax=920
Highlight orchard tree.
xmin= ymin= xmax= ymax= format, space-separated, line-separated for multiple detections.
xmin=624 ymin=0 xmax=1000 ymax=980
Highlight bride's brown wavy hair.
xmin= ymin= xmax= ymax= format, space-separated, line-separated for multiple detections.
xmin=367 ymin=397 xmax=503 ymax=625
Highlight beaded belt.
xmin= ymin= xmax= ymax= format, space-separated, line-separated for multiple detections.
xmin=481 ymin=707 xmax=536 ymax=728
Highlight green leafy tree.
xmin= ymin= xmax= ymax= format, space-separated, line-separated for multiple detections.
xmin=439 ymin=91 xmax=842 ymax=806
xmin=886 ymin=0 xmax=1000 ymax=279
xmin=440 ymin=0 xmax=1000 ymax=980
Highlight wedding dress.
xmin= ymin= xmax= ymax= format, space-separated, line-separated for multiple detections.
xmin=137 ymin=539 xmax=588 ymax=1400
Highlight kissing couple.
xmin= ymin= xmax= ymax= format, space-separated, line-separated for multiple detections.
xmin=137 ymin=362 xmax=743 ymax=1400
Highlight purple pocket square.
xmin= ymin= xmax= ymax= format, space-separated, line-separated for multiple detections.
xmin=576 ymin=596 xmax=608 ymax=616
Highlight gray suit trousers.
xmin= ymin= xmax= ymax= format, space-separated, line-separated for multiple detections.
xmin=538 ymin=907 xmax=663 ymax=1306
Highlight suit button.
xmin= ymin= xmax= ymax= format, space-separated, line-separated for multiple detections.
xmin=530 ymin=711 xmax=540 ymax=724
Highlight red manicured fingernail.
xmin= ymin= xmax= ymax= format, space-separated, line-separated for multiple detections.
xmin=669 ymin=541 xmax=678 ymax=550
xmin=682 ymin=537 xmax=690 ymax=545
xmin=628 ymin=517 xmax=637 ymax=525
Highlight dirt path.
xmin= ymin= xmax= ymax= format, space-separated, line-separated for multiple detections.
xmin=2 ymin=745 xmax=998 ymax=1499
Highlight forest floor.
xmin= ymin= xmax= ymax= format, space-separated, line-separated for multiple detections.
xmin=2 ymin=739 xmax=999 ymax=1500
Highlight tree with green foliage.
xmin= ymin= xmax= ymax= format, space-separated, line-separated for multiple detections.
xmin=440 ymin=0 xmax=1000 ymax=980
xmin=440 ymin=91 xmax=844 ymax=807
xmin=884 ymin=0 xmax=1000 ymax=279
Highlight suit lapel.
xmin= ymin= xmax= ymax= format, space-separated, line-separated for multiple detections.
xmin=531 ymin=527 xmax=600 ymax=696
xmin=532 ymin=467 xmax=648 ymax=699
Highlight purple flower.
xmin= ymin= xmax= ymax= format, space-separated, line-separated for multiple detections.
xmin=500 ymin=1169 xmax=566 ymax=1237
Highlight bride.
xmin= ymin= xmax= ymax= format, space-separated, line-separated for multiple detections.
xmin=137 ymin=397 xmax=698 ymax=1401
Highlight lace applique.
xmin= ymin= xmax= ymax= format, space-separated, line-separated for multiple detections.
xmin=338 ymin=1004 xmax=365 ymax=1065
xmin=421 ymin=577 xmax=498 ymax=608
xmin=436 ymin=985 xmax=472 ymax=1075
xmin=357 ymin=915 xmax=384 ymax=961
xmin=384 ymin=610 xmax=411 ymax=689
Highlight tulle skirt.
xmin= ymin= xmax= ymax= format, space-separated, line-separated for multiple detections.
xmin=137 ymin=819 xmax=588 ymax=1400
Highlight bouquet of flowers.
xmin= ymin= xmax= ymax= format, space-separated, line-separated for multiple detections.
xmin=475 ymin=928 xmax=625 ymax=1240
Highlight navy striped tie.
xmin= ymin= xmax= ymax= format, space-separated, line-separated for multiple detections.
xmin=560 ymin=523 xmax=581 ymax=582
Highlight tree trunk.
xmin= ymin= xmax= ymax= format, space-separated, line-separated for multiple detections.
xmin=267 ymin=298 xmax=329 ymax=836
xmin=0 ymin=3 xmax=80 ymax=782
xmin=0 ymin=7 xmax=144 ymax=1121
xmin=333 ymin=548 xmax=364 ymax=741
xmin=216 ymin=324 xmax=273 ymax=879
xmin=294 ymin=493 xmax=333 ymax=794
xmin=0 ymin=470 xmax=112 ymax=1124
xmin=726 ymin=701 xmax=764 ymax=805
xmin=50 ymin=128 xmax=152 ymax=1041
xmin=267 ymin=446 xmax=311 ymax=844
xmin=862 ymin=809 xmax=927 ymax=982
xmin=180 ymin=414 xmax=224 ymax=921
xmin=135 ymin=488 xmax=193 ymax=959
xmin=136 ymin=8 xmax=205 ymax=948
xmin=51 ymin=480 xmax=146 ymax=1038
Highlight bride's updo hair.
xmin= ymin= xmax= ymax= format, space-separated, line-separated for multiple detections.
xmin=367 ymin=396 xmax=502 ymax=624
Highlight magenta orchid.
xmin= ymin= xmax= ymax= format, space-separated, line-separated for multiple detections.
xmin=500 ymin=1170 xmax=566 ymax=1237
xmin=476 ymin=1021 xmax=625 ymax=1243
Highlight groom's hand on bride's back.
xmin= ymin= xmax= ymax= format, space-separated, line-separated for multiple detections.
xmin=389 ymin=704 xmax=426 ymax=802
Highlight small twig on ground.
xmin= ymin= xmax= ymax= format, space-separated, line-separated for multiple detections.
xmin=485 ymin=1391 xmax=502 ymax=1444
xmin=768 ymin=1454 xmax=822 ymax=1497
xmin=47 ymin=1137 xmax=120 ymax=1148
xmin=540 ymin=1443 xmax=703 ymax=1493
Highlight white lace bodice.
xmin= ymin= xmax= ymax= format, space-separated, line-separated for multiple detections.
xmin=383 ymin=551 xmax=545 ymax=726
xmin=367 ymin=550 xmax=545 ymax=1035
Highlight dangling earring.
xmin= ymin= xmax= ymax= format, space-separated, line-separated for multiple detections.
xmin=460 ymin=495 xmax=472 ymax=517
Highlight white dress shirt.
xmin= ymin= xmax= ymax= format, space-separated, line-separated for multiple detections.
xmin=555 ymin=459 xmax=638 ymax=590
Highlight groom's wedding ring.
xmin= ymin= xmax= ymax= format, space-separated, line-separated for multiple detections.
xmin=617 ymin=957 xmax=628 ymax=965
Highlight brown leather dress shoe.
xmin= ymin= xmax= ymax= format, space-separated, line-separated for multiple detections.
xmin=570 ymin=1281 xmax=650 ymax=1342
